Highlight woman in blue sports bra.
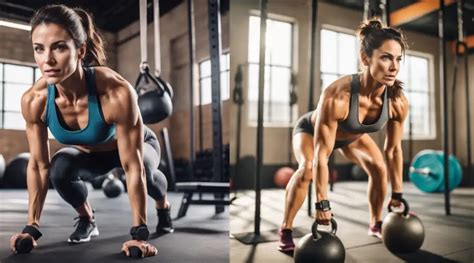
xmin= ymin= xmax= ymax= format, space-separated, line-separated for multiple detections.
xmin=10 ymin=5 xmax=166 ymax=258
xmin=278 ymin=18 xmax=410 ymax=252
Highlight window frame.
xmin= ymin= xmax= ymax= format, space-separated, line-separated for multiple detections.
xmin=319 ymin=24 xmax=359 ymax=91
xmin=0 ymin=59 xmax=38 ymax=131
xmin=246 ymin=13 xmax=296 ymax=128
xmin=400 ymin=50 xmax=436 ymax=140
xmin=197 ymin=52 xmax=230 ymax=106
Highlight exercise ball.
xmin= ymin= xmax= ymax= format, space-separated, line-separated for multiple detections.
xmin=4 ymin=153 xmax=30 ymax=189
xmin=294 ymin=219 xmax=345 ymax=263
xmin=382 ymin=198 xmax=425 ymax=254
xmin=274 ymin=167 xmax=294 ymax=188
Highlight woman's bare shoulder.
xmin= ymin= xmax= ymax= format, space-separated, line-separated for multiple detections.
xmin=21 ymin=78 xmax=48 ymax=123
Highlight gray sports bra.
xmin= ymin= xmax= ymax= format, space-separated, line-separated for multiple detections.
xmin=337 ymin=74 xmax=389 ymax=133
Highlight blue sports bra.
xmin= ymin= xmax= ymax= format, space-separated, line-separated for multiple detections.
xmin=45 ymin=67 xmax=116 ymax=145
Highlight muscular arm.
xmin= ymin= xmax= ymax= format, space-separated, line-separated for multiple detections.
xmin=313 ymin=93 xmax=344 ymax=202
xmin=21 ymin=90 xmax=50 ymax=226
xmin=110 ymin=83 xmax=146 ymax=226
xmin=384 ymin=94 xmax=409 ymax=193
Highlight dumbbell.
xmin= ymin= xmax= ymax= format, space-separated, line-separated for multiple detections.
xmin=15 ymin=237 xmax=33 ymax=254
xmin=409 ymin=150 xmax=462 ymax=193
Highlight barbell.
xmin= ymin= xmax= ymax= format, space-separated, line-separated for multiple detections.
xmin=409 ymin=150 xmax=462 ymax=193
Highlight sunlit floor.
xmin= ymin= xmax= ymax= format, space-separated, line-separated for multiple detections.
xmin=230 ymin=182 xmax=474 ymax=263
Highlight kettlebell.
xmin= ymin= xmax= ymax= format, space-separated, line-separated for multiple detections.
xmin=294 ymin=218 xmax=345 ymax=263
xmin=102 ymin=174 xmax=124 ymax=198
xmin=382 ymin=198 xmax=425 ymax=254
xmin=135 ymin=64 xmax=173 ymax=124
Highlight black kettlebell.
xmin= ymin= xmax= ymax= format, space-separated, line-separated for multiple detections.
xmin=294 ymin=218 xmax=345 ymax=263
xmin=135 ymin=64 xmax=173 ymax=124
xmin=382 ymin=198 xmax=425 ymax=254
xmin=102 ymin=174 xmax=124 ymax=198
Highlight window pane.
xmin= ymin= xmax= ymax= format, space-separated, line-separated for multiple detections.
xmin=338 ymin=33 xmax=357 ymax=74
xmin=398 ymin=59 xmax=409 ymax=88
xmin=0 ymin=63 xmax=3 ymax=81
xmin=270 ymin=66 xmax=291 ymax=103
xmin=221 ymin=71 xmax=230 ymax=101
xmin=4 ymin=112 xmax=25 ymax=130
xmin=4 ymin=83 xmax=29 ymax=111
xmin=35 ymin=68 xmax=42 ymax=82
xmin=404 ymin=92 xmax=430 ymax=137
xmin=199 ymin=60 xmax=211 ymax=78
xmin=4 ymin=64 xmax=33 ymax=84
xmin=247 ymin=64 xmax=259 ymax=102
xmin=248 ymin=16 xmax=260 ymax=63
xmin=321 ymin=29 xmax=337 ymax=73
xmin=268 ymin=20 xmax=292 ymax=66
xmin=221 ymin=53 xmax=230 ymax=71
xmin=409 ymin=56 xmax=428 ymax=92
xmin=321 ymin=73 xmax=338 ymax=90
xmin=200 ymin=77 xmax=212 ymax=105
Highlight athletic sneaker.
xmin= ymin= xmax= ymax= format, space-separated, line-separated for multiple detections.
xmin=156 ymin=207 xmax=174 ymax=233
xmin=368 ymin=221 xmax=383 ymax=239
xmin=278 ymin=228 xmax=295 ymax=252
xmin=68 ymin=216 xmax=99 ymax=244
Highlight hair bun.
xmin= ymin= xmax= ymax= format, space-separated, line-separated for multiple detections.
xmin=365 ymin=18 xmax=383 ymax=30
xmin=357 ymin=17 xmax=384 ymax=39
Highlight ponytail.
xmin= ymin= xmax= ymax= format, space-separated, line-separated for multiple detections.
xmin=73 ymin=8 xmax=106 ymax=66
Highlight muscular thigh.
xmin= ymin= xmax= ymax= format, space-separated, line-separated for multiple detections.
xmin=292 ymin=133 xmax=314 ymax=165
xmin=338 ymin=134 xmax=385 ymax=170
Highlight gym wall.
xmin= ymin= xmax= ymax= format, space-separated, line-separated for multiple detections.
xmin=229 ymin=0 xmax=474 ymax=168
xmin=116 ymin=0 xmax=230 ymax=160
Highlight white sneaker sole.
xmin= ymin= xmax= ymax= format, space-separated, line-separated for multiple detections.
xmin=68 ymin=227 xmax=99 ymax=244
xmin=157 ymin=226 xmax=174 ymax=233
xmin=368 ymin=229 xmax=382 ymax=239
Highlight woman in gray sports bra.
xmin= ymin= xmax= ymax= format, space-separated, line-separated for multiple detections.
xmin=278 ymin=18 xmax=410 ymax=252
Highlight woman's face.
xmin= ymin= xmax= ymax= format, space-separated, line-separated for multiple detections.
xmin=364 ymin=39 xmax=402 ymax=87
xmin=31 ymin=23 xmax=84 ymax=85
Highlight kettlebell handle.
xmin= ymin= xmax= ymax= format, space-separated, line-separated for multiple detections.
xmin=311 ymin=218 xmax=337 ymax=240
xmin=387 ymin=197 xmax=409 ymax=216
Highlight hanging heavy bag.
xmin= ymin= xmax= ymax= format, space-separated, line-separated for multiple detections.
xmin=135 ymin=0 xmax=173 ymax=124
xmin=382 ymin=198 xmax=425 ymax=254
xmin=294 ymin=218 xmax=345 ymax=263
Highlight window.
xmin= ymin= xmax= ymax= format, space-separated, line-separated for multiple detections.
xmin=397 ymin=52 xmax=435 ymax=139
xmin=0 ymin=62 xmax=41 ymax=130
xmin=247 ymin=15 xmax=295 ymax=126
xmin=198 ymin=53 xmax=230 ymax=105
xmin=320 ymin=28 xmax=358 ymax=90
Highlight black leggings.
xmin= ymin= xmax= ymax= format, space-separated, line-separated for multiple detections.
xmin=50 ymin=127 xmax=167 ymax=208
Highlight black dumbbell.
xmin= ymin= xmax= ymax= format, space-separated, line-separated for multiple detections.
xmin=15 ymin=237 xmax=33 ymax=254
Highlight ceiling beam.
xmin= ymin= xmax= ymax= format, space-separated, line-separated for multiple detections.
xmin=390 ymin=0 xmax=457 ymax=27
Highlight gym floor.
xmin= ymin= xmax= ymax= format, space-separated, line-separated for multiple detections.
xmin=0 ymin=185 xmax=229 ymax=262
xmin=230 ymin=182 xmax=474 ymax=263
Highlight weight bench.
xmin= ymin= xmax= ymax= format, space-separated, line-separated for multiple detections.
xmin=175 ymin=182 xmax=230 ymax=218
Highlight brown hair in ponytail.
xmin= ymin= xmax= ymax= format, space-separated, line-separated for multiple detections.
xmin=30 ymin=5 xmax=106 ymax=66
